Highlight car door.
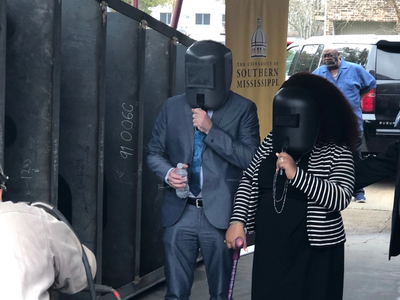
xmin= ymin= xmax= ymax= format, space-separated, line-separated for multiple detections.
xmin=286 ymin=43 xmax=324 ymax=77
xmin=374 ymin=42 xmax=400 ymax=123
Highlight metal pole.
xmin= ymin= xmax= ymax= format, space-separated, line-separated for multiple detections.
xmin=131 ymin=0 xmax=138 ymax=8
xmin=171 ymin=0 xmax=183 ymax=29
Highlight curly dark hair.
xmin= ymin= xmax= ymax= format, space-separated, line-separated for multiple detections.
xmin=280 ymin=72 xmax=360 ymax=150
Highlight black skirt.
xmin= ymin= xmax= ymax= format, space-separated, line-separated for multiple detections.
xmin=251 ymin=153 xmax=344 ymax=300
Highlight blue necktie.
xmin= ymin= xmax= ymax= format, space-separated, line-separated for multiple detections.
xmin=190 ymin=130 xmax=206 ymax=197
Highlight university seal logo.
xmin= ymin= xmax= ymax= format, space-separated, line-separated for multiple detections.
xmin=251 ymin=17 xmax=267 ymax=58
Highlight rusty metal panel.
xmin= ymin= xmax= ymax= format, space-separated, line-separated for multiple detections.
xmin=102 ymin=11 xmax=140 ymax=288
xmin=102 ymin=13 xmax=192 ymax=297
xmin=4 ymin=0 xmax=60 ymax=205
xmin=139 ymin=29 xmax=172 ymax=277
xmin=172 ymin=43 xmax=189 ymax=96
xmin=59 ymin=0 xmax=106 ymax=289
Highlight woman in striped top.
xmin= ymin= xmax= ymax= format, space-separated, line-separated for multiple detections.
xmin=225 ymin=72 xmax=359 ymax=300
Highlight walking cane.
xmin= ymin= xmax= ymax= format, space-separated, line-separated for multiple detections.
xmin=227 ymin=237 xmax=244 ymax=300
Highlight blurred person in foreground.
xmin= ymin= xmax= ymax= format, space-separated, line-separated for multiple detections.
xmin=0 ymin=168 xmax=96 ymax=300
xmin=313 ymin=47 xmax=376 ymax=203
xmin=354 ymin=134 xmax=400 ymax=259
xmin=226 ymin=72 xmax=359 ymax=300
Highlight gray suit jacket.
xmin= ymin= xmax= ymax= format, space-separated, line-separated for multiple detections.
xmin=146 ymin=91 xmax=260 ymax=229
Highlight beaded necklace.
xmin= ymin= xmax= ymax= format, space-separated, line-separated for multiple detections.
xmin=272 ymin=156 xmax=302 ymax=214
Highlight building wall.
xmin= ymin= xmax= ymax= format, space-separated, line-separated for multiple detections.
xmin=150 ymin=0 xmax=400 ymax=39
xmin=325 ymin=0 xmax=399 ymax=35
xmin=151 ymin=0 xmax=226 ymax=43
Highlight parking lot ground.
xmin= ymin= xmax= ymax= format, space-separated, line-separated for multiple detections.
xmin=133 ymin=178 xmax=400 ymax=300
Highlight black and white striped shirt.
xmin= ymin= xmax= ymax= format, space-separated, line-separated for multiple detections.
xmin=230 ymin=133 xmax=355 ymax=247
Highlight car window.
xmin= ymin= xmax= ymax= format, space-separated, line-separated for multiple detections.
xmin=286 ymin=45 xmax=300 ymax=76
xmin=293 ymin=44 xmax=322 ymax=74
xmin=376 ymin=46 xmax=400 ymax=80
xmin=309 ymin=44 xmax=323 ymax=72
xmin=333 ymin=44 xmax=370 ymax=68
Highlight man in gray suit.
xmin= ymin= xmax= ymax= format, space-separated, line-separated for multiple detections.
xmin=147 ymin=40 xmax=260 ymax=300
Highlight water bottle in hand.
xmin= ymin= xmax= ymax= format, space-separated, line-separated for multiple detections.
xmin=175 ymin=163 xmax=189 ymax=198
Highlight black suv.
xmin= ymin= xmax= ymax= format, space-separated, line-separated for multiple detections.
xmin=286 ymin=35 xmax=400 ymax=154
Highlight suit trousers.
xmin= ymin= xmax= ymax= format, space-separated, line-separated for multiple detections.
xmin=163 ymin=204 xmax=233 ymax=300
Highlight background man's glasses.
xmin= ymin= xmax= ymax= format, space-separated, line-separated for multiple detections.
xmin=323 ymin=54 xmax=335 ymax=58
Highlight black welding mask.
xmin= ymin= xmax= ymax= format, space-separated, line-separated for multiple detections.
xmin=185 ymin=40 xmax=232 ymax=110
xmin=273 ymin=87 xmax=319 ymax=155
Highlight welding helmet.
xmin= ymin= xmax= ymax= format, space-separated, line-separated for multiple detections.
xmin=185 ymin=40 xmax=232 ymax=110
xmin=273 ymin=87 xmax=319 ymax=155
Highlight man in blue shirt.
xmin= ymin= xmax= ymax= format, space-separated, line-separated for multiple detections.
xmin=313 ymin=47 xmax=376 ymax=203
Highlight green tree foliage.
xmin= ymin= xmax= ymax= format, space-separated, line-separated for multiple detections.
xmin=340 ymin=47 xmax=369 ymax=68
xmin=121 ymin=0 xmax=174 ymax=14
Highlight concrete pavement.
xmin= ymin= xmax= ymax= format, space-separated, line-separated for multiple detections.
xmin=133 ymin=177 xmax=400 ymax=300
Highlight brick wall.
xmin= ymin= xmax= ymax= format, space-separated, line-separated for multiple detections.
xmin=325 ymin=0 xmax=399 ymax=34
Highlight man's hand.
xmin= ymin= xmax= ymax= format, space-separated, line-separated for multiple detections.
xmin=192 ymin=108 xmax=212 ymax=134
xmin=167 ymin=164 xmax=189 ymax=190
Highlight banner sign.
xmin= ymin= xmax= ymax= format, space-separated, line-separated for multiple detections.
xmin=226 ymin=0 xmax=289 ymax=139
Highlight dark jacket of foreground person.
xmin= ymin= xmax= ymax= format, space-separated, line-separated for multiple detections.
xmin=355 ymin=141 xmax=400 ymax=258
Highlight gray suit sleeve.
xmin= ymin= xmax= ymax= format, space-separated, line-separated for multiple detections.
xmin=146 ymin=101 xmax=174 ymax=180
xmin=205 ymin=101 xmax=260 ymax=170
